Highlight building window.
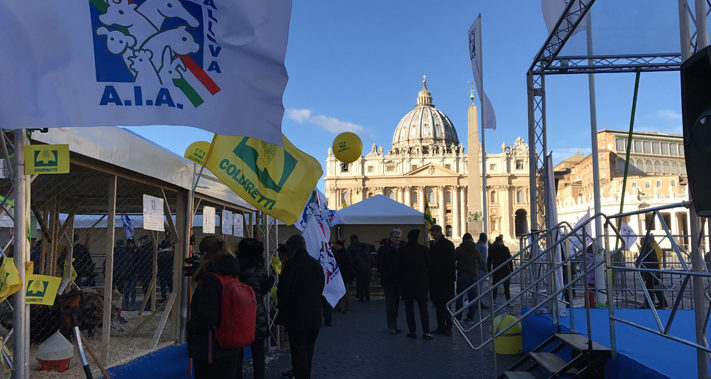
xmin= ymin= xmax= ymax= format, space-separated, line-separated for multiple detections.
xmin=670 ymin=144 xmax=678 ymax=155
xmin=656 ymin=180 xmax=662 ymax=188
xmin=341 ymin=191 xmax=350 ymax=206
xmin=387 ymin=189 xmax=396 ymax=200
xmin=445 ymin=191 xmax=452 ymax=204
xmin=341 ymin=163 xmax=349 ymax=172
xmin=671 ymin=180 xmax=676 ymax=187
xmin=616 ymin=138 xmax=626 ymax=152
xmin=631 ymin=182 xmax=637 ymax=188
xmin=645 ymin=181 xmax=651 ymax=189
xmin=672 ymin=162 xmax=679 ymax=174
xmin=643 ymin=141 xmax=651 ymax=153
xmin=515 ymin=159 xmax=524 ymax=170
xmin=681 ymin=163 xmax=686 ymax=173
xmin=445 ymin=225 xmax=453 ymax=237
xmin=654 ymin=160 xmax=661 ymax=173
xmin=652 ymin=142 xmax=660 ymax=154
xmin=517 ymin=190 xmax=525 ymax=204
xmin=412 ymin=164 xmax=418 ymax=170
xmin=367 ymin=165 xmax=374 ymax=173
xmin=633 ymin=140 xmax=642 ymax=152
xmin=635 ymin=159 xmax=644 ymax=173
xmin=489 ymin=163 xmax=496 ymax=171
xmin=412 ymin=191 xmax=418 ymax=203
xmin=661 ymin=142 xmax=669 ymax=155
xmin=427 ymin=189 xmax=435 ymax=203
xmin=490 ymin=190 xmax=497 ymax=203
xmin=645 ymin=160 xmax=653 ymax=172
xmin=444 ymin=164 xmax=451 ymax=170
xmin=616 ymin=159 xmax=625 ymax=173
xmin=662 ymin=161 xmax=670 ymax=174
xmin=386 ymin=165 xmax=395 ymax=172
xmin=678 ymin=143 xmax=684 ymax=155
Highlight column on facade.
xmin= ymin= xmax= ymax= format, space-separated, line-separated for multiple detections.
xmin=404 ymin=186 xmax=411 ymax=208
xmin=670 ymin=211 xmax=680 ymax=246
xmin=397 ymin=187 xmax=404 ymax=203
xmin=438 ymin=186 xmax=446 ymax=229
xmin=500 ymin=187 xmax=511 ymax=238
xmin=418 ymin=187 xmax=425 ymax=213
xmin=460 ymin=186 xmax=467 ymax=235
xmin=452 ymin=186 xmax=460 ymax=239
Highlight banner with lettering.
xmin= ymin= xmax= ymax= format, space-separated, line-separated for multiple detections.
xmin=204 ymin=134 xmax=322 ymax=225
xmin=0 ymin=0 xmax=291 ymax=144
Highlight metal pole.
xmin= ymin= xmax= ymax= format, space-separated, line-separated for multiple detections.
xmin=179 ymin=169 xmax=195 ymax=344
xmin=696 ymin=0 xmax=709 ymax=49
xmin=527 ymin=72 xmax=538 ymax=232
xmin=13 ymin=130 xmax=29 ymax=379
xmin=586 ymin=14 xmax=605 ymax=305
xmin=679 ymin=0 xmax=692 ymax=59
xmin=479 ymin=16 xmax=488 ymax=236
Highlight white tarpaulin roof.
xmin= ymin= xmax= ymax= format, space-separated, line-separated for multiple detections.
xmin=338 ymin=195 xmax=424 ymax=225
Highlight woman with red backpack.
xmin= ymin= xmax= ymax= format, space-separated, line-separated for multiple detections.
xmin=187 ymin=236 xmax=243 ymax=378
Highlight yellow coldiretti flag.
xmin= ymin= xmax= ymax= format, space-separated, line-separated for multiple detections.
xmin=204 ymin=134 xmax=322 ymax=225
xmin=0 ymin=258 xmax=22 ymax=303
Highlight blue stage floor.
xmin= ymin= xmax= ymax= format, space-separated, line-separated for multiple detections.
xmin=522 ymin=307 xmax=710 ymax=379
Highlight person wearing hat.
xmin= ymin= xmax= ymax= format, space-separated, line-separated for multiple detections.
xmin=428 ymin=225 xmax=456 ymax=336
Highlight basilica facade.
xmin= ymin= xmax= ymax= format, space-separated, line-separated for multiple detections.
xmin=324 ymin=79 xmax=531 ymax=242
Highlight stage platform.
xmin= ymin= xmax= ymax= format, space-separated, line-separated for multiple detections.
xmin=522 ymin=307 xmax=709 ymax=378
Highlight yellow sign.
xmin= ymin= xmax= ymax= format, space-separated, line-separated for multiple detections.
xmin=184 ymin=141 xmax=211 ymax=166
xmin=204 ymin=134 xmax=322 ymax=225
xmin=0 ymin=258 xmax=22 ymax=303
xmin=26 ymin=275 xmax=62 ymax=306
xmin=24 ymin=144 xmax=69 ymax=175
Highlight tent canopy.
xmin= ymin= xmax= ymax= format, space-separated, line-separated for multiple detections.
xmin=338 ymin=195 xmax=424 ymax=225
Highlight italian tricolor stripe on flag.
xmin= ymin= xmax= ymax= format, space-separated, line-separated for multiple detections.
xmin=174 ymin=56 xmax=221 ymax=108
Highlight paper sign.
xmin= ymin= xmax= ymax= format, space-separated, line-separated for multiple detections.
xmin=24 ymin=144 xmax=70 ymax=175
xmin=233 ymin=213 xmax=244 ymax=237
xmin=26 ymin=275 xmax=62 ymax=306
xmin=203 ymin=206 xmax=215 ymax=234
xmin=143 ymin=194 xmax=165 ymax=232
xmin=221 ymin=210 xmax=233 ymax=235
xmin=620 ymin=221 xmax=638 ymax=249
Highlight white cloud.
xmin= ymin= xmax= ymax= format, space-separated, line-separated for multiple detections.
xmin=286 ymin=109 xmax=312 ymax=123
xmin=285 ymin=108 xmax=365 ymax=134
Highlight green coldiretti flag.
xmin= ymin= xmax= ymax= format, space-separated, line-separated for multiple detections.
xmin=424 ymin=196 xmax=434 ymax=231
xmin=203 ymin=134 xmax=323 ymax=225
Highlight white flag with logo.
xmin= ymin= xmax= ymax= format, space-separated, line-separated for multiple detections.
xmin=619 ymin=221 xmax=637 ymax=250
xmin=569 ymin=210 xmax=592 ymax=252
xmin=295 ymin=189 xmax=345 ymax=307
xmin=0 ymin=0 xmax=291 ymax=145
xmin=468 ymin=14 xmax=496 ymax=130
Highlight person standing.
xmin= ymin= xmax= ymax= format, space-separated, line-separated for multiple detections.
xmin=454 ymin=233 xmax=481 ymax=322
xmin=349 ymin=235 xmax=371 ymax=301
xmin=187 ymin=236 xmax=241 ymax=378
xmin=332 ymin=240 xmax=354 ymax=313
xmin=487 ymin=235 xmax=513 ymax=304
xmin=399 ymin=229 xmax=432 ymax=340
xmin=639 ymin=235 xmax=668 ymax=308
xmin=377 ymin=229 xmax=403 ymax=334
xmin=428 ymin=225 xmax=456 ymax=336
xmin=236 ymin=238 xmax=275 ymax=379
xmin=475 ymin=233 xmax=490 ymax=309
xmin=278 ymin=235 xmax=325 ymax=379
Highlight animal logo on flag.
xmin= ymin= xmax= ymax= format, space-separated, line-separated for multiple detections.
xmin=89 ymin=0 xmax=222 ymax=109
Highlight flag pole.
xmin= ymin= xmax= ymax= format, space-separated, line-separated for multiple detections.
xmin=478 ymin=14 xmax=488 ymax=237
xmin=13 ymin=129 xmax=29 ymax=379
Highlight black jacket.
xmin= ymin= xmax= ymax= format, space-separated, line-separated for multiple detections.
xmin=377 ymin=243 xmax=402 ymax=287
xmin=455 ymin=240 xmax=481 ymax=274
xmin=187 ymin=254 xmax=241 ymax=362
xmin=277 ymin=249 xmax=325 ymax=330
xmin=334 ymin=247 xmax=355 ymax=283
xmin=429 ymin=237 xmax=456 ymax=302
xmin=487 ymin=243 xmax=513 ymax=276
xmin=399 ymin=241 xmax=430 ymax=301
xmin=239 ymin=263 xmax=275 ymax=339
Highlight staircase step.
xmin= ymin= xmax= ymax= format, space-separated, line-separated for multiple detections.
xmin=554 ymin=332 xmax=610 ymax=352
xmin=529 ymin=352 xmax=579 ymax=375
xmin=503 ymin=371 xmax=536 ymax=379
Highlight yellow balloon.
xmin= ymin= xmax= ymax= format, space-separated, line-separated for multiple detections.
xmin=332 ymin=132 xmax=363 ymax=163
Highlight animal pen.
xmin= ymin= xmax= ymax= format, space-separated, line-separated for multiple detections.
xmin=0 ymin=127 xmax=270 ymax=378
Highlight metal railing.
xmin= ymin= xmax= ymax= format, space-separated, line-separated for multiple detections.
xmin=447 ymin=200 xmax=711 ymax=377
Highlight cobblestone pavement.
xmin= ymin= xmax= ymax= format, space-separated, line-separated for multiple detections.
xmin=259 ymin=298 xmax=523 ymax=379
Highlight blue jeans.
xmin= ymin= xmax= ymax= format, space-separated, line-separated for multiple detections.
xmin=456 ymin=271 xmax=477 ymax=320
xmin=123 ymin=274 xmax=137 ymax=308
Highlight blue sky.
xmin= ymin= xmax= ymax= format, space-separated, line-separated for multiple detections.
xmin=127 ymin=0 xmax=685 ymax=191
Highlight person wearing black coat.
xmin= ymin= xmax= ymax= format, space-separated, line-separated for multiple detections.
xmin=278 ymin=235 xmax=325 ymax=379
xmin=236 ymin=238 xmax=275 ymax=379
xmin=187 ymin=236 xmax=241 ymax=379
xmin=348 ymin=235 xmax=372 ymax=301
xmin=487 ymin=235 xmax=514 ymax=302
xmin=377 ymin=229 xmax=403 ymax=334
xmin=639 ymin=235 xmax=667 ymax=308
xmin=332 ymin=240 xmax=354 ymax=313
xmin=428 ymin=225 xmax=456 ymax=336
xmin=399 ymin=229 xmax=432 ymax=340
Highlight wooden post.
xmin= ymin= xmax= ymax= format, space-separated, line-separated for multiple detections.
xmin=101 ymin=175 xmax=117 ymax=365
xmin=150 ymin=291 xmax=177 ymax=349
xmin=151 ymin=230 xmax=157 ymax=312
xmin=172 ymin=192 xmax=186 ymax=342
xmin=49 ymin=197 xmax=58 ymax=275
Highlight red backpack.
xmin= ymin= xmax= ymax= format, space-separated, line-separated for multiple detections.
xmin=203 ymin=273 xmax=257 ymax=349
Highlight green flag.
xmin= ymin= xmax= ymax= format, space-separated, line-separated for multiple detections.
xmin=424 ymin=196 xmax=434 ymax=231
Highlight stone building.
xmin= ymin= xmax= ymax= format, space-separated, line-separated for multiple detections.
xmin=324 ymin=78 xmax=531 ymax=242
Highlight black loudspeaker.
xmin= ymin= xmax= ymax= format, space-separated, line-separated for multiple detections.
xmin=681 ymin=46 xmax=711 ymax=216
